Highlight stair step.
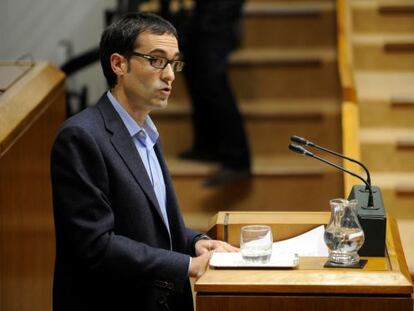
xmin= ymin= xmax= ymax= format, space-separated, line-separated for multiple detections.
xmin=231 ymin=48 xmax=336 ymax=66
xmin=379 ymin=5 xmax=414 ymax=15
xmin=353 ymin=0 xmax=414 ymax=10
xmin=352 ymin=1 xmax=414 ymax=33
xmin=370 ymin=172 xmax=414 ymax=219
xmin=353 ymin=34 xmax=414 ymax=70
xmin=229 ymin=47 xmax=339 ymax=100
xmin=392 ymin=96 xmax=414 ymax=107
xmin=162 ymin=98 xmax=339 ymax=116
xmin=360 ymin=128 xmax=414 ymax=171
xmin=356 ymin=71 xmax=414 ymax=128
xmin=244 ymin=2 xmax=334 ymax=16
xmin=384 ymin=42 xmax=414 ymax=52
xmin=172 ymin=49 xmax=339 ymax=101
xmin=372 ymin=172 xmax=414 ymax=190
xmin=142 ymin=1 xmax=336 ymax=48
xmin=355 ymin=71 xmax=414 ymax=101
xmin=358 ymin=97 xmax=414 ymax=127
xmin=159 ymin=0 xmax=337 ymax=10
xmin=246 ymin=0 xmax=336 ymax=2
xmin=355 ymin=34 xmax=414 ymax=56
xmin=353 ymin=33 xmax=414 ymax=44
xmin=153 ymin=99 xmax=341 ymax=156
xmin=167 ymin=155 xmax=343 ymax=231
xmin=360 ymin=128 xmax=414 ymax=144
xmin=167 ymin=154 xmax=341 ymax=176
xmin=242 ymin=2 xmax=335 ymax=48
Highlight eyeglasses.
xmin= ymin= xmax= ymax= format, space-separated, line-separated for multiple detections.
xmin=127 ymin=51 xmax=184 ymax=72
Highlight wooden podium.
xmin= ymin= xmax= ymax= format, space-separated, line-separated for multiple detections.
xmin=0 ymin=62 xmax=65 ymax=311
xmin=195 ymin=212 xmax=413 ymax=311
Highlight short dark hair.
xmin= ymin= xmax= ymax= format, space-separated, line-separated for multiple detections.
xmin=99 ymin=12 xmax=178 ymax=88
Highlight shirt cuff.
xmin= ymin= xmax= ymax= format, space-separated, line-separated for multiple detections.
xmin=187 ymin=256 xmax=192 ymax=277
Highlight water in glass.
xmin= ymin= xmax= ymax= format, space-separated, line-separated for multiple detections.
xmin=240 ymin=225 xmax=273 ymax=264
xmin=324 ymin=199 xmax=365 ymax=265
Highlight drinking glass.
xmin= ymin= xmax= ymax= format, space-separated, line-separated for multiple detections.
xmin=240 ymin=225 xmax=273 ymax=264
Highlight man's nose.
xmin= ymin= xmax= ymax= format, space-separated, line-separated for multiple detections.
xmin=161 ymin=63 xmax=175 ymax=82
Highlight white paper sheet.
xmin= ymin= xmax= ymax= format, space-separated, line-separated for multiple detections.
xmin=272 ymin=225 xmax=329 ymax=257
xmin=209 ymin=252 xmax=299 ymax=268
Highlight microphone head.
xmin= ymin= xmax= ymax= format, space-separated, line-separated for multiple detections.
xmin=290 ymin=135 xmax=308 ymax=146
xmin=288 ymin=143 xmax=313 ymax=156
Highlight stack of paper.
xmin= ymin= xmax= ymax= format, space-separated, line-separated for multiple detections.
xmin=272 ymin=225 xmax=329 ymax=257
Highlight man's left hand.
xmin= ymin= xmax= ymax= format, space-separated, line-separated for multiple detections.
xmin=195 ymin=239 xmax=239 ymax=256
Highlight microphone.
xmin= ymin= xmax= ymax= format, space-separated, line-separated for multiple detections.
xmin=289 ymin=140 xmax=387 ymax=256
xmin=288 ymin=144 xmax=374 ymax=208
xmin=290 ymin=135 xmax=371 ymax=187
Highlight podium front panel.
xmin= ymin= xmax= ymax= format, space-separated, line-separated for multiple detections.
xmin=197 ymin=212 xmax=413 ymax=311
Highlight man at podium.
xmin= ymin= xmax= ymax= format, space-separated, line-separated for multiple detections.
xmin=50 ymin=12 xmax=236 ymax=311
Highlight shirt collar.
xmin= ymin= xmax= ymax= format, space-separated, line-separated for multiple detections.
xmin=107 ymin=91 xmax=159 ymax=146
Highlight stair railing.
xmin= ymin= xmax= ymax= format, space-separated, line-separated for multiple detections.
xmin=336 ymin=0 xmax=362 ymax=195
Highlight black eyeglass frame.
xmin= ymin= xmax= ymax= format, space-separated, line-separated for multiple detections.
xmin=127 ymin=51 xmax=184 ymax=72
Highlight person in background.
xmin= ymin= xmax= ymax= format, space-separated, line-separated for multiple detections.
xmin=179 ymin=0 xmax=251 ymax=187
xmin=51 ymin=12 xmax=237 ymax=311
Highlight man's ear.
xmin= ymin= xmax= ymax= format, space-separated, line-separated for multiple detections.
xmin=110 ymin=53 xmax=128 ymax=77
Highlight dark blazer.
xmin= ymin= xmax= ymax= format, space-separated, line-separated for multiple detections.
xmin=51 ymin=93 xmax=199 ymax=311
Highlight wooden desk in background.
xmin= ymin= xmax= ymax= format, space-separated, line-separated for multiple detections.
xmin=0 ymin=62 xmax=65 ymax=311
xmin=195 ymin=212 xmax=413 ymax=311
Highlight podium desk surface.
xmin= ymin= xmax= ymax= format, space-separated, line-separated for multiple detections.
xmin=196 ymin=212 xmax=413 ymax=295
xmin=0 ymin=61 xmax=64 ymax=157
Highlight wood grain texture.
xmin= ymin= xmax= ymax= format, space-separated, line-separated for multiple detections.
xmin=0 ymin=62 xmax=65 ymax=156
xmin=341 ymin=102 xmax=362 ymax=194
xmin=0 ymin=62 xmax=66 ymax=311
xmin=337 ymin=0 xmax=361 ymax=195
xmin=197 ymin=212 xmax=413 ymax=310
xmin=337 ymin=0 xmax=356 ymax=103
xmin=197 ymin=295 xmax=412 ymax=311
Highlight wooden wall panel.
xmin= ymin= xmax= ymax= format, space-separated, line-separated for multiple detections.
xmin=197 ymin=295 xmax=413 ymax=311
xmin=0 ymin=63 xmax=65 ymax=311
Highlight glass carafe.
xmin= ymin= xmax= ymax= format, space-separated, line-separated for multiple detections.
xmin=324 ymin=198 xmax=365 ymax=265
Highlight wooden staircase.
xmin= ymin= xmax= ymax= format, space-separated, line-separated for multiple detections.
xmin=148 ymin=0 xmax=343 ymax=232
xmin=349 ymin=0 xmax=414 ymax=278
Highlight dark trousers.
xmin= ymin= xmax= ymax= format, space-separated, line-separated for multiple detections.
xmin=183 ymin=0 xmax=250 ymax=170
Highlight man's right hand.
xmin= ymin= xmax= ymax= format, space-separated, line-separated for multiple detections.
xmin=189 ymin=251 xmax=212 ymax=279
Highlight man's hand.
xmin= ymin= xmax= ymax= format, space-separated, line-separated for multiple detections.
xmin=190 ymin=239 xmax=239 ymax=279
xmin=189 ymin=251 xmax=212 ymax=279
xmin=195 ymin=239 xmax=239 ymax=256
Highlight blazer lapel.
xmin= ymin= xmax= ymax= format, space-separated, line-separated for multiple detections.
xmin=96 ymin=95 xmax=166 ymax=227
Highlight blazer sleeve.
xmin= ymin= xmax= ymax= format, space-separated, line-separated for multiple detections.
xmin=51 ymin=125 xmax=191 ymax=285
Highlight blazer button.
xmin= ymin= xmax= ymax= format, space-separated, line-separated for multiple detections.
xmin=158 ymin=295 xmax=167 ymax=305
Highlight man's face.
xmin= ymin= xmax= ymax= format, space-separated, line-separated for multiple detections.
xmin=122 ymin=31 xmax=180 ymax=112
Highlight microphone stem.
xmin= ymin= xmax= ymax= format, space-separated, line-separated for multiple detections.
xmin=311 ymin=143 xmax=371 ymax=187
xmin=311 ymin=154 xmax=374 ymax=209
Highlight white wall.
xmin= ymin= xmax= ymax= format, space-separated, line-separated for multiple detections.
xmin=0 ymin=0 xmax=117 ymax=105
